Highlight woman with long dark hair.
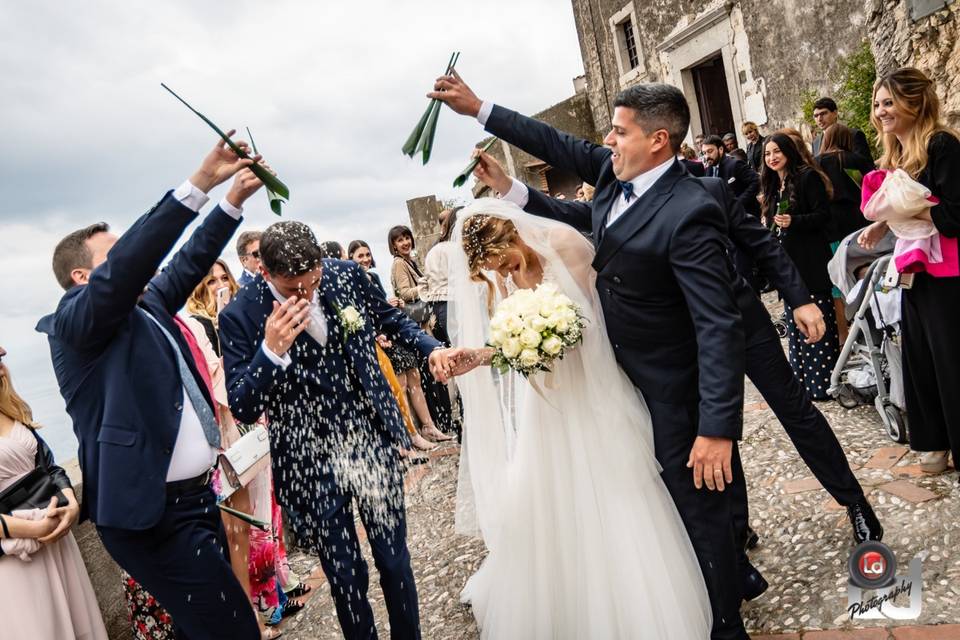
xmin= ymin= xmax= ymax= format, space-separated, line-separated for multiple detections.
xmin=858 ymin=68 xmax=960 ymax=474
xmin=761 ymin=132 xmax=839 ymax=400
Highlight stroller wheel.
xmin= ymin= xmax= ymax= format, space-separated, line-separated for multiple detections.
xmin=883 ymin=405 xmax=909 ymax=444
xmin=836 ymin=385 xmax=861 ymax=409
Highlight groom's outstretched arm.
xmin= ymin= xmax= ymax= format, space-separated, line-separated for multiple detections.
xmin=430 ymin=71 xmax=611 ymax=187
xmin=670 ymin=203 xmax=746 ymax=440
xmin=351 ymin=262 xmax=441 ymax=359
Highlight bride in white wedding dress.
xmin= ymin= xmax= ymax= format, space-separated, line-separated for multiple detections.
xmin=446 ymin=198 xmax=711 ymax=639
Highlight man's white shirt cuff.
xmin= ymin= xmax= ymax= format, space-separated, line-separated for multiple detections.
xmin=218 ymin=197 xmax=243 ymax=219
xmin=477 ymin=101 xmax=494 ymax=126
xmin=173 ymin=180 xmax=210 ymax=212
xmin=500 ymin=178 xmax=530 ymax=208
xmin=261 ymin=342 xmax=292 ymax=369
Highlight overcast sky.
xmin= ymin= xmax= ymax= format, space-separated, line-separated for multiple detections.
xmin=0 ymin=1 xmax=585 ymax=457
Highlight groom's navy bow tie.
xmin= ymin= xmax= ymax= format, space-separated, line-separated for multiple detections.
xmin=619 ymin=181 xmax=636 ymax=202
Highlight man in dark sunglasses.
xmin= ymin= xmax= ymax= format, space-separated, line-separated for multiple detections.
xmin=236 ymin=230 xmax=262 ymax=286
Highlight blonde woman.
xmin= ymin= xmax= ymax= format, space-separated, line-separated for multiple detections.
xmin=858 ymin=68 xmax=960 ymax=474
xmin=0 ymin=346 xmax=108 ymax=640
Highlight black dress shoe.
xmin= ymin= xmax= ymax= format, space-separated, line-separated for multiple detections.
xmin=847 ymin=498 xmax=883 ymax=544
xmin=741 ymin=564 xmax=769 ymax=601
xmin=744 ymin=525 xmax=760 ymax=551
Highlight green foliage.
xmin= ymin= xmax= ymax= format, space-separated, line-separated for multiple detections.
xmin=800 ymin=42 xmax=878 ymax=157
xmin=835 ymin=42 xmax=879 ymax=158
xmin=800 ymin=88 xmax=819 ymax=130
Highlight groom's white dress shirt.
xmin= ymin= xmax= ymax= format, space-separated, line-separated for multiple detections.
xmin=261 ymin=283 xmax=329 ymax=370
xmin=476 ymin=102 xmax=675 ymax=227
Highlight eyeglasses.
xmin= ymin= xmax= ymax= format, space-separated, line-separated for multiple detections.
xmin=243 ymin=251 xmax=261 ymax=259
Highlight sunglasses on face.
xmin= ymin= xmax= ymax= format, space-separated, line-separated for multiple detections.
xmin=244 ymin=251 xmax=260 ymax=259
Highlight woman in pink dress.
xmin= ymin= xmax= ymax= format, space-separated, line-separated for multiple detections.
xmin=0 ymin=345 xmax=108 ymax=640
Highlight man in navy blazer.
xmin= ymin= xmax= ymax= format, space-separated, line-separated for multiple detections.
xmin=434 ymin=74 xmax=750 ymax=639
xmin=37 ymin=136 xmax=265 ymax=639
xmin=219 ymin=221 xmax=457 ymax=640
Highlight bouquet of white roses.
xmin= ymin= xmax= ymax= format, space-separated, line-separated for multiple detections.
xmin=487 ymin=283 xmax=584 ymax=377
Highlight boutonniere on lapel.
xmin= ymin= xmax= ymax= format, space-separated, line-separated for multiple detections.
xmin=335 ymin=303 xmax=365 ymax=337
xmin=727 ymin=177 xmax=736 ymax=184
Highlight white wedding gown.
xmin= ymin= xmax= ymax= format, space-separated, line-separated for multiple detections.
xmin=450 ymin=199 xmax=712 ymax=640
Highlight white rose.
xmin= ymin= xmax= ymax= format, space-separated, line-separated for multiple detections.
xmin=542 ymin=335 xmax=563 ymax=355
xmin=489 ymin=329 xmax=508 ymax=345
xmin=529 ymin=315 xmax=548 ymax=332
xmin=519 ymin=348 xmax=541 ymax=368
xmin=555 ymin=319 xmax=570 ymax=334
xmin=341 ymin=306 xmax=361 ymax=325
xmin=504 ymin=315 xmax=523 ymax=334
xmin=519 ymin=328 xmax=542 ymax=348
xmin=490 ymin=314 xmax=506 ymax=333
xmin=501 ymin=337 xmax=522 ymax=359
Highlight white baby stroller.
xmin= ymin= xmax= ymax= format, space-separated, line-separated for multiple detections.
xmin=827 ymin=230 xmax=909 ymax=443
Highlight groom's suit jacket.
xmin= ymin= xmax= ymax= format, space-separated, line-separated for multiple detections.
xmin=484 ymin=105 xmax=745 ymax=439
xmin=218 ymin=261 xmax=441 ymax=498
xmin=36 ymin=193 xmax=238 ymax=529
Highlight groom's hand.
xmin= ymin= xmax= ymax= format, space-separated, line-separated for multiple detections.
xmin=428 ymin=70 xmax=482 ymax=117
xmin=686 ymin=436 xmax=734 ymax=491
xmin=264 ymin=298 xmax=311 ymax=357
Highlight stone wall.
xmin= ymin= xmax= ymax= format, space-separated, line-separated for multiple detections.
xmin=570 ymin=0 xmax=873 ymax=141
xmin=869 ymin=0 xmax=960 ymax=127
xmin=470 ymin=90 xmax=601 ymax=196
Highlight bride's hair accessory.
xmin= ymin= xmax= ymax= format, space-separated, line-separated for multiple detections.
xmin=461 ymin=214 xmax=523 ymax=311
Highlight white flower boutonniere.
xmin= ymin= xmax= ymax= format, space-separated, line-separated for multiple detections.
xmin=337 ymin=304 xmax=365 ymax=336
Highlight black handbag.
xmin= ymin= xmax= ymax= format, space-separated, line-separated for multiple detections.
xmin=0 ymin=432 xmax=67 ymax=514
xmin=403 ymin=299 xmax=431 ymax=324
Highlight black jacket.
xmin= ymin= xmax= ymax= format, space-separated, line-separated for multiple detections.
xmin=817 ymin=151 xmax=875 ymax=241
xmin=707 ymin=154 xmax=760 ymax=215
xmin=813 ymin=127 xmax=873 ymax=161
xmin=746 ymin=136 xmax=765 ymax=173
xmin=918 ymin=131 xmax=960 ymax=239
xmin=768 ymin=168 xmax=834 ymax=293
xmin=485 ymin=104 xmax=745 ymax=438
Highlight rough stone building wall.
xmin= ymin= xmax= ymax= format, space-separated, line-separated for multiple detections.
xmin=869 ymin=0 xmax=960 ymax=126
xmin=471 ymin=90 xmax=601 ymax=196
xmin=570 ymin=0 xmax=873 ymax=142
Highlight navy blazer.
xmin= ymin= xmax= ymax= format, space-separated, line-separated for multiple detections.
xmin=36 ymin=193 xmax=241 ymax=529
xmin=219 ymin=261 xmax=441 ymax=455
xmin=485 ymin=105 xmax=745 ymax=439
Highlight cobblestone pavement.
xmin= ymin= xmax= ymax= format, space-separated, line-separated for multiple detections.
xmin=276 ymin=299 xmax=960 ymax=639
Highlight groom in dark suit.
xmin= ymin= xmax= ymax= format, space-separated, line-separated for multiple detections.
xmin=219 ymin=221 xmax=457 ymax=640
xmin=433 ymin=75 xmax=750 ymax=639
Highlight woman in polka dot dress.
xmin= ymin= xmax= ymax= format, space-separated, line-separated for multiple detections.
xmin=760 ymin=132 xmax=840 ymax=400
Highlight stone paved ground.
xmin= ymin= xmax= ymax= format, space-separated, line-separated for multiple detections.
xmin=275 ymin=296 xmax=960 ymax=639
